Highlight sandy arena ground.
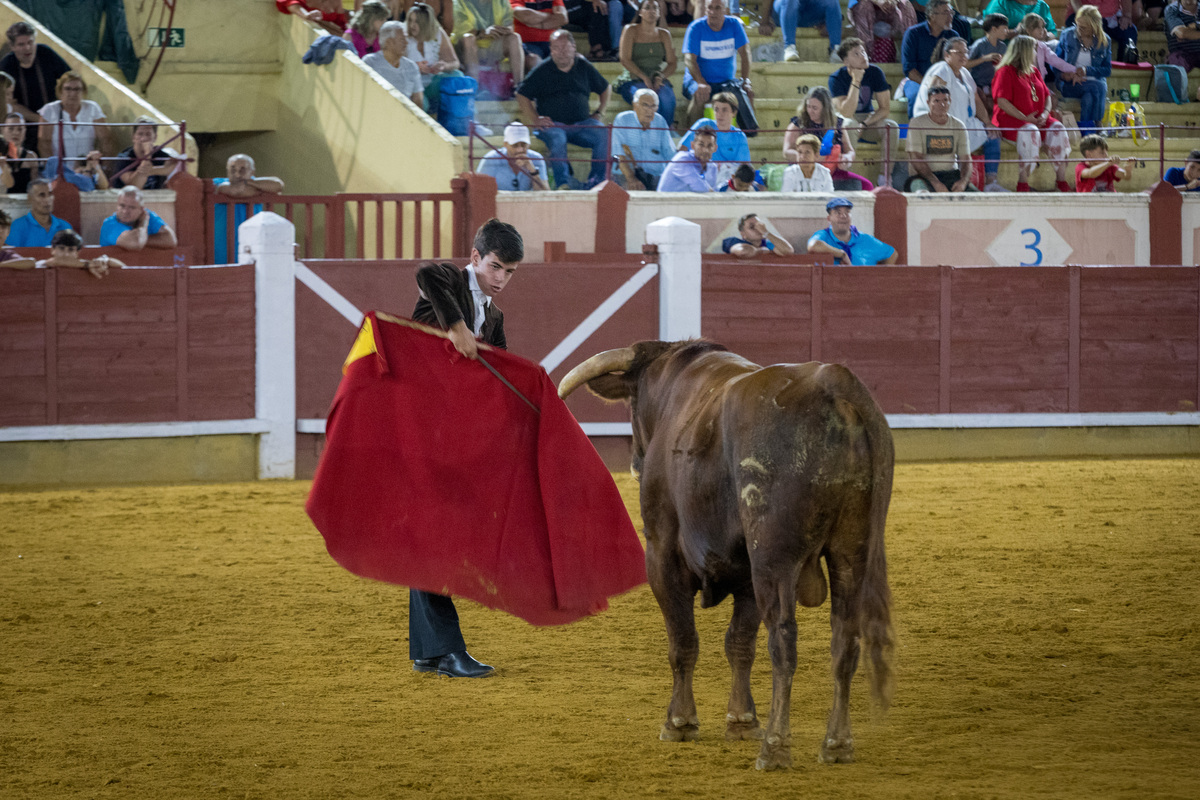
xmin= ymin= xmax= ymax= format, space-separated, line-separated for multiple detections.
xmin=2 ymin=458 xmax=1199 ymax=799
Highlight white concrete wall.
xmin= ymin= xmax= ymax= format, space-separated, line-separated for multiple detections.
xmin=906 ymin=194 xmax=1152 ymax=266
xmin=1181 ymin=196 xmax=1200 ymax=266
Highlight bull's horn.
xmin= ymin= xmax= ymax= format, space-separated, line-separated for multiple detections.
xmin=557 ymin=347 xmax=636 ymax=399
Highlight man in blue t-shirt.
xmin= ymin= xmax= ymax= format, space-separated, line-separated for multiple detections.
xmin=477 ymin=122 xmax=550 ymax=191
xmin=99 ymin=186 xmax=178 ymax=250
xmin=682 ymin=0 xmax=758 ymax=136
xmin=1165 ymin=148 xmax=1200 ymax=192
xmin=806 ymin=197 xmax=897 ymax=265
xmin=5 ymin=179 xmax=71 ymax=247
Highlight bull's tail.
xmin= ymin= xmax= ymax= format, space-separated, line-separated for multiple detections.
xmin=819 ymin=364 xmax=895 ymax=711
xmin=855 ymin=382 xmax=895 ymax=712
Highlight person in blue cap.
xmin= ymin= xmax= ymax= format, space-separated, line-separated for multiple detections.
xmin=806 ymin=197 xmax=897 ymax=265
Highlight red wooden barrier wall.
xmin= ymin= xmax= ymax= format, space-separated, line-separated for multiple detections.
xmin=702 ymin=262 xmax=1200 ymax=415
xmin=0 ymin=266 xmax=255 ymax=427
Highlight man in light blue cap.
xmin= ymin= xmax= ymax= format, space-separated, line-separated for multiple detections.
xmin=806 ymin=197 xmax=897 ymax=265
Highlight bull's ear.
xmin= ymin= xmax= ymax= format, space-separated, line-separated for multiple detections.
xmin=587 ymin=372 xmax=631 ymax=402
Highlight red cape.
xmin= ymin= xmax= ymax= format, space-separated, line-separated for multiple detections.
xmin=306 ymin=312 xmax=646 ymax=625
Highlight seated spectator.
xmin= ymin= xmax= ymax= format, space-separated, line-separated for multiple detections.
xmin=6 ymin=179 xmax=70 ymax=246
xmin=900 ymin=0 xmax=958 ymax=114
xmin=37 ymin=72 xmax=113 ymax=166
xmin=388 ymin=0 xmax=456 ymax=33
xmin=364 ymin=22 xmax=426 ymax=105
xmin=1165 ymin=148 xmax=1200 ymax=191
xmin=614 ymin=0 xmax=678 ymax=129
xmin=723 ymin=213 xmax=795 ymax=259
xmin=277 ymin=0 xmax=350 ymax=35
xmin=1018 ymin=13 xmax=1079 ymax=85
xmin=1165 ymin=0 xmax=1200 ymax=98
xmin=657 ymin=125 xmax=718 ymax=192
xmin=849 ymin=0 xmax=917 ymax=62
xmin=517 ymin=30 xmax=611 ymax=189
xmin=664 ymin=0 xmax=694 ymax=25
xmin=969 ymin=13 xmax=1009 ymax=115
xmin=346 ymin=1 xmax=392 ymax=56
xmin=1 ymin=112 xmax=38 ymax=193
xmin=611 ymin=87 xmax=676 ymax=190
xmin=563 ymin=0 xmax=635 ymax=62
xmin=478 ymin=121 xmax=550 ymax=189
xmin=213 ymin=154 xmax=285 ymax=263
xmin=1056 ymin=6 xmax=1112 ymax=133
xmin=1135 ymin=0 xmax=1166 ymax=30
xmin=99 ymin=186 xmax=178 ymax=250
xmin=992 ymin=35 xmax=1071 ymax=192
xmin=111 ymin=116 xmax=182 ymax=190
xmin=830 ymin=37 xmax=906 ymax=189
xmin=906 ymin=85 xmax=978 ymax=191
xmin=37 ymin=229 xmax=124 ymax=278
xmin=453 ymin=0 xmax=525 ymax=85
xmin=405 ymin=3 xmax=463 ymax=114
xmin=0 ymin=209 xmax=36 ymax=268
xmin=807 ymin=197 xmax=898 ymax=265
xmin=1075 ymin=133 xmax=1132 ymax=191
xmin=983 ymin=0 xmax=1058 ymax=37
xmin=512 ymin=0 xmax=567 ymax=72
xmin=0 ymin=71 xmax=13 ymax=116
xmin=760 ymin=0 xmax=844 ymax=62
xmin=781 ymin=132 xmax=835 ymax=191
xmin=1066 ymin=0 xmax=1137 ymax=63
xmin=43 ymin=149 xmax=109 ymax=192
xmin=784 ymin=86 xmax=874 ymax=191
xmin=0 ymin=22 xmax=70 ymax=153
xmin=678 ymin=91 xmax=750 ymax=184
xmin=682 ymin=0 xmax=758 ymax=135
xmin=914 ymin=38 xmax=1003 ymax=191
xmin=719 ymin=163 xmax=766 ymax=191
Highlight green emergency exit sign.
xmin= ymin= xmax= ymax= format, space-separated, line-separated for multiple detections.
xmin=147 ymin=28 xmax=185 ymax=48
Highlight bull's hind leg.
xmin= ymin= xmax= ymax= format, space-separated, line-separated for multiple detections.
xmin=724 ymin=589 xmax=763 ymax=741
xmin=646 ymin=543 xmax=701 ymax=742
xmin=821 ymin=551 xmax=863 ymax=764
xmin=755 ymin=576 xmax=798 ymax=771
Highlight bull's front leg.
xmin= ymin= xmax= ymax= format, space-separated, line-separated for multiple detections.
xmin=756 ymin=580 xmax=798 ymax=770
xmin=646 ymin=541 xmax=700 ymax=742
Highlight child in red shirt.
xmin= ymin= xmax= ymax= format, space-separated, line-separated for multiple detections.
xmin=1075 ymin=134 xmax=1133 ymax=193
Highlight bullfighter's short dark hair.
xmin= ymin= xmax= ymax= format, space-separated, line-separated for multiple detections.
xmin=473 ymin=218 xmax=524 ymax=264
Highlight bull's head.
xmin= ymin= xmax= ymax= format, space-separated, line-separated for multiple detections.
xmin=558 ymin=340 xmax=725 ymax=474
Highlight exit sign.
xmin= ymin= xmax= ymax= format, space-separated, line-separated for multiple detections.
xmin=147 ymin=28 xmax=185 ymax=48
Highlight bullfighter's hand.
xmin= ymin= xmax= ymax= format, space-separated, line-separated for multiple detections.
xmin=448 ymin=321 xmax=479 ymax=360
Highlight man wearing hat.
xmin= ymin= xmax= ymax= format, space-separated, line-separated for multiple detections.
xmin=806 ymin=197 xmax=898 ymax=265
xmin=477 ymin=122 xmax=550 ymax=191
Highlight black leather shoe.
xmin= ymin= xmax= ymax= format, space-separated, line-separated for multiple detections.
xmin=433 ymin=650 xmax=494 ymax=678
xmin=412 ymin=657 xmax=439 ymax=673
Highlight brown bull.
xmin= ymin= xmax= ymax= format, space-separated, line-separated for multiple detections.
xmin=558 ymin=340 xmax=894 ymax=770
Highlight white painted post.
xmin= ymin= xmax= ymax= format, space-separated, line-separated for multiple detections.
xmin=646 ymin=216 xmax=702 ymax=341
xmin=242 ymin=212 xmax=297 ymax=479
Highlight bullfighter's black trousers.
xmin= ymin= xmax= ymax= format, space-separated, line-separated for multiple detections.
xmin=408 ymin=589 xmax=467 ymax=660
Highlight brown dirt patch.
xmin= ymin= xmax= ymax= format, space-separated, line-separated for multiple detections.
xmin=2 ymin=459 xmax=1199 ymax=798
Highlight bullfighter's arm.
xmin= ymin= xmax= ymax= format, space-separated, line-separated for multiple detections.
xmin=416 ymin=261 xmax=479 ymax=359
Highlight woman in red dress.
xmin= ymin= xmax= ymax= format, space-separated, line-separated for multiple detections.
xmin=991 ymin=34 xmax=1071 ymax=192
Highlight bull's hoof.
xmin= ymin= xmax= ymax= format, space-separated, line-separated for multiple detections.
xmin=754 ymin=735 xmax=792 ymax=770
xmin=660 ymin=716 xmax=700 ymax=742
xmin=725 ymin=719 xmax=764 ymax=741
xmin=818 ymin=736 xmax=855 ymax=764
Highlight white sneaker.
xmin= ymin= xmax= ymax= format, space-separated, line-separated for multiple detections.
xmin=783 ymin=44 xmax=799 ymax=63
xmin=473 ymin=124 xmax=494 ymax=137
xmin=983 ymin=181 xmax=1009 ymax=193
xmin=829 ymin=47 xmax=841 ymax=63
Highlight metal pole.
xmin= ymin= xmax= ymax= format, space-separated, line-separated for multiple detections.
xmin=468 ymin=119 xmax=475 ymax=172
xmin=1159 ymin=122 xmax=1166 ymax=180
xmin=605 ymin=121 xmax=613 ymax=183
